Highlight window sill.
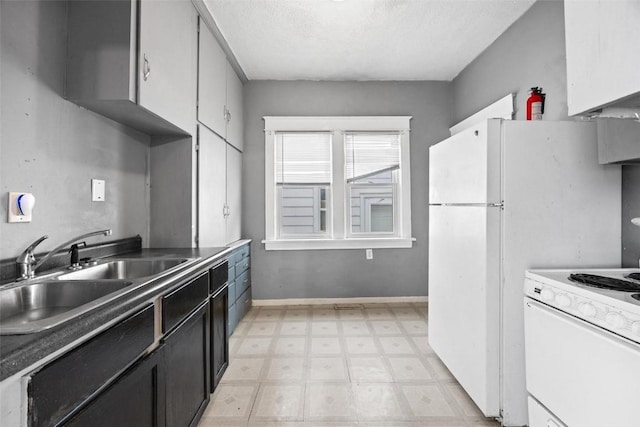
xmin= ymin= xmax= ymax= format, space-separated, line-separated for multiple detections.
xmin=262 ymin=237 xmax=415 ymax=251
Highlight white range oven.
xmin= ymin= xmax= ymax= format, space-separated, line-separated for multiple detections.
xmin=523 ymin=269 xmax=640 ymax=427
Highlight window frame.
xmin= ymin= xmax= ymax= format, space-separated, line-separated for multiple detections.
xmin=264 ymin=116 xmax=413 ymax=251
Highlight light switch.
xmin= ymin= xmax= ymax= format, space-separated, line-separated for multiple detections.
xmin=92 ymin=179 xmax=105 ymax=202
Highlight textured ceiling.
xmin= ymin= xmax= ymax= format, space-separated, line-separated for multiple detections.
xmin=204 ymin=0 xmax=536 ymax=81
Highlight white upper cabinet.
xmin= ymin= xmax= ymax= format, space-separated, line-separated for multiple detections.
xmin=138 ymin=0 xmax=197 ymax=134
xmin=198 ymin=125 xmax=242 ymax=246
xmin=565 ymin=0 xmax=640 ymax=116
xmin=66 ymin=0 xmax=197 ymax=135
xmin=197 ymin=19 xmax=244 ymax=151
xmin=226 ymin=62 xmax=244 ymax=151
xmin=198 ymin=126 xmax=227 ymax=247
xmin=225 ymin=144 xmax=242 ymax=243
xmin=197 ymin=17 xmax=227 ymax=138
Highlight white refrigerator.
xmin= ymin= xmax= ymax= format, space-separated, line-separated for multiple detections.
xmin=428 ymin=119 xmax=621 ymax=426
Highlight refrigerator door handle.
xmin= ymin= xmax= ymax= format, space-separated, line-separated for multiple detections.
xmin=429 ymin=203 xmax=504 ymax=207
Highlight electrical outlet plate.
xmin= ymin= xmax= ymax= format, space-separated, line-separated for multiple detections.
xmin=7 ymin=192 xmax=32 ymax=223
xmin=366 ymin=249 xmax=373 ymax=260
xmin=91 ymin=179 xmax=105 ymax=202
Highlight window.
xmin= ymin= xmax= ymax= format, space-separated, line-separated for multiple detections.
xmin=264 ymin=116 xmax=413 ymax=250
xmin=276 ymin=132 xmax=332 ymax=237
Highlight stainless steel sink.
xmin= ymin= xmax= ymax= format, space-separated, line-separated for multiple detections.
xmin=58 ymin=258 xmax=190 ymax=281
xmin=0 ymin=280 xmax=133 ymax=335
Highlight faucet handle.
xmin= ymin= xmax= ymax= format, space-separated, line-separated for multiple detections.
xmin=25 ymin=235 xmax=48 ymax=252
xmin=18 ymin=235 xmax=49 ymax=263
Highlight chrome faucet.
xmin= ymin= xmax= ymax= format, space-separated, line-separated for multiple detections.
xmin=16 ymin=229 xmax=112 ymax=280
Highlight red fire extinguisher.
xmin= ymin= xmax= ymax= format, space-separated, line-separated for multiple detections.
xmin=526 ymin=87 xmax=546 ymax=120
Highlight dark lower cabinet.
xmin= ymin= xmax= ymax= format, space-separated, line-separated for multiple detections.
xmin=164 ymin=302 xmax=210 ymax=427
xmin=27 ymin=268 xmax=216 ymax=427
xmin=64 ymin=347 xmax=165 ymax=427
xmin=28 ymin=304 xmax=155 ymax=427
xmin=211 ymin=285 xmax=229 ymax=391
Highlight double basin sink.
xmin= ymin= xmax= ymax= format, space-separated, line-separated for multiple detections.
xmin=0 ymin=258 xmax=193 ymax=335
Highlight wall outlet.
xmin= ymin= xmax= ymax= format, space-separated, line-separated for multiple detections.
xmin=365 ymin=249 xmax=373 ymax=260
xmin=91 ymin=179 xmax=105 ymax=202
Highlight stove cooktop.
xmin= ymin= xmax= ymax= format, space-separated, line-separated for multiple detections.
xmin=525 ymin=269 xmax=640 ymax=343
xmin=525 ymin=269 xmax=640 ymax=313
xmin=569 ymin=273 xmax=640 ymax=292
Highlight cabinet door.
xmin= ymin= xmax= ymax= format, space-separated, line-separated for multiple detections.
xmin=565 ymin=1 xmax=640 ymax=115
xmin=197 ymin=17 xmax=227 ymax=137
xmin=64 ymin=347 xmax=165 ymax=427
xmin=226 ymin=61 xmax=244 ymax=150
xmin=198 ymin=125 xmax=227 ymax=247
xmin=211 ymin=287 xmax=229 ymax=392
xmin=138 ymin=0 xmax=197 ymax=133
xmin=164 ymin=303 xmax=210 ymax=427
xmin=226 ymin=144 xmax=242 ymax=244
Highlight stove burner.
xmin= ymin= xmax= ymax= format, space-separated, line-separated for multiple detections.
xmin=568 ymin=274 xmax=640 ymax=292
xmin=626 ymin=272 xmax=640 ymax=281
xmin=633 ymin=294 xmax=640 ymax=302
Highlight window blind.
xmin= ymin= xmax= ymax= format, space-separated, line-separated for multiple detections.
xmin=345 ymin=132 xmax=400 ymax=182
xmin=276 ymin=132 xmax=332 ymax=184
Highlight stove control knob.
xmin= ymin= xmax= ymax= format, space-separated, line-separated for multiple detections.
xmin=555 ymin=294 xmax=571 ymax=307
xmin=632 ymin=322 xmax=640 ymax=337
xmin=540 ymin=288 xmax=555 ymax=301
xmin=578 ymin=303 xmax=597 ymax=317
xmin=605 ymin=312 xmax=626 ymax=329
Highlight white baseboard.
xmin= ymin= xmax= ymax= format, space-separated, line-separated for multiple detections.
xmin=252 ymin=296 xmax=428 ymax=307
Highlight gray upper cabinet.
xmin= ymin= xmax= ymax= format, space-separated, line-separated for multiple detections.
xmin=225 ymin=145 xmax=242 ymax=243
xmin=66 ymin=0 xmax=197 ymax=135
xmin=198 ymin=126 xmax=227 ymax=246
xmin=198 ymin=125 xmax=242 ymax=246
xmin=197 ymin=17 xmax=227 ymax=139
xmin=197 ymin=19 xmax=244 ymax=151
xmin=565 ymin=0 xmax=640 ymax=116
xmin=226 ymin=62 xmax=244 ymax=151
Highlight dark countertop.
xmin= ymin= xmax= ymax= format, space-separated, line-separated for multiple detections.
xmin=0 ymin=247 xmax=232 ymax=381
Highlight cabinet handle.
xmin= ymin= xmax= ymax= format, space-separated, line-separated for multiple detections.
xmin=143 ymin=54 xmax=151 ymax=81
xmin=227 ymin=109 xmax=232 ymax=123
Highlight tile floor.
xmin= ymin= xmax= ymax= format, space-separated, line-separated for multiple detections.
xmin=199 ymin=303 xmax=500 ymax=427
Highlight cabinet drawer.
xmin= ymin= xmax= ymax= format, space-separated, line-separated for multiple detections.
xmin=163 ymin=272 xmax=209 ymax=333
xmin=210 ymin=261 xmax=228 ymax=295
xmin=236 ymin=269 xmax=250 ymax=297
xmin=235 ymin=256 xmax=250 ymax=276
xmin=236 ymin=286 xmax=252 ymax=324
xmin=227 ymin=264 xmax=236 ymax=281
xmin=29 ymin=304 xmax=155 ymax=427
xmin=236 ymin=244 xmax=250 ymax=261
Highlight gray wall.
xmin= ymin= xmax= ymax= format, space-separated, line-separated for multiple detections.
xmin=622 ymin=166 xmax=640 ymax=267
xmin=451 ymin=0 xmax=640 ymax=267
xmin=243 ymin=81 xmax=451 ymax=299
xmin=0 ymin=1 xmax=150 ymax=259
xmin=452 ymin=0 xmax=568 ymax=123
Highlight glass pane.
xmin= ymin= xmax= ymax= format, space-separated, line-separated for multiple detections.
xmin=349 ymin=184 xmax=394 ymax=234
xmin=276 ymin=132 xmax=331 ymax=184
xmin=345 ymin=132 xmax=400 ymax=182
xmin=279 ymin=185 xmax=330 ymax=236
xmin=370 ymin=205 xmax=393 ymax=232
